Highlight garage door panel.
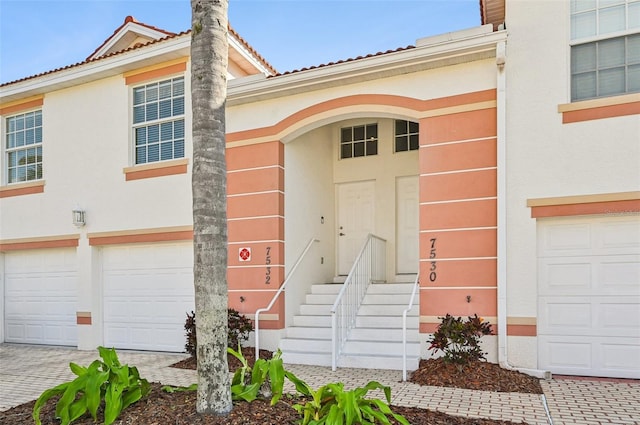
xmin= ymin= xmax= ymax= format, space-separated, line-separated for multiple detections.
xmin=601 ymin=220 xmax=640 ymax=253
xmin=538 ymin=222 xmax=593 ymax=256
xmin=539 ymin=335 xmax=640 ymax=378
xmin=540 ymin=255 xmax=640 ymax=296
xmin=540 ymin=296 xmax=640 ymax=338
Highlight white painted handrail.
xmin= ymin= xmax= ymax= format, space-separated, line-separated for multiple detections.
xmin=402 ymin=273 xmax=420 ymax=381
xmin=254 ymin=238 xmax=319 ymax=358
xmin=330 ymin=234 xmax=386 ymax=371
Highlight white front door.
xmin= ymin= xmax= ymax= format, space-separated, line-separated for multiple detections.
xmin=337 ymin=181 xmax=375 ymax=275
xmin=396 ymin=176 xmax=419 ymax=274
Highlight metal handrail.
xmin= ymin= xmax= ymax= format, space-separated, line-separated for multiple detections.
xmin=330 ymin=233 xmax=386 ymax=371
xmin=254 ymin=238 xmax=319 ymax=358
xmin=402 ymin=273 xmax=420 ymax=381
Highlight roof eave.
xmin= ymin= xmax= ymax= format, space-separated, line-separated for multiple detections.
xmin=228 ymin=28 xmax=507 ymax=106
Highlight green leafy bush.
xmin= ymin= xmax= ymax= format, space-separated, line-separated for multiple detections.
xmin=32 ymin=346 xmax=150 ymax=425
xmin=185 ymin=308 xmax=254 ymax=358
xmin=292 ymin=380 xmax=409 ymax=425
xmin=228 ymin=345 xmax=300 ymax=406
xmin=428 ymin=314 xmax=493 ymax=366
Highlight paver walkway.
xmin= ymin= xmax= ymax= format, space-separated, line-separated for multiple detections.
xmin=1 ymin=344 xmax=639 ymax=424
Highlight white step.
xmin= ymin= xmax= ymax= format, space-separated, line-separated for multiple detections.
xmin=356 ymin=315 xmax=418 ymax=328
xmin=286 ymin=326 xmax=332 ymax=339
xmin=358 ymin=304 xmax=418 ymax=316
xmin=310 ymin=283 xmax=343 ymax=294
xmin=282 ymin=351 xmax=332 ymax=367
xmin=343 ymin=340 xmax=420 ymax=357
xmin=338 ymin=354 xmax=420 ymax=371
xmin=349 ymin=327 xmax=419 ymax=342
xmin=366 ymin=283 xmax=415 ymax=294
xmin=362 ymin=293 xmax=412 ymax=305
xmin=299 ymin=303 xmax=332 ymax=315
xmin=280 ymin=338 xmax=331 ymax=353
xmin=305 ymin=293 xmax=337 ymax=304
xmin=293 ymin=315 xmax=332 ymax=327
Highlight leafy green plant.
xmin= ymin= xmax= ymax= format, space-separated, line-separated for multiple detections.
xmin=292 ymin=380 xmax=409 ymax=425
xmin=185 ymin=308 xmax=254 ymax=358
xmin=428 ymin=314 xmax=493 ymax=366
xmin=228 ymin=344 xmax=299 ymax=405
xmin=32 ymin=346 xmax=150 ymax=425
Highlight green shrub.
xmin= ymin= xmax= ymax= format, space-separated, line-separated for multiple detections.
xmin=428 ymin=314 xmax=493 ymax=366
xmin=184 ymin=308 xmax=254 ymax=358
xmin=228 ymin=345 xmax=299 ymax=406
xmin=32 ymin=346 xmax=150 ymax=425
xmin=292 ymin=380 xmax=409 ymax=425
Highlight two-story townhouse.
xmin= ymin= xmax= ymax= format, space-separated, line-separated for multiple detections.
xmin=1 ymin=1 xmax=638 ymax=379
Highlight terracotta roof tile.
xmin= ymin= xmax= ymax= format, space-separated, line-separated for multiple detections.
xmin=1 ymin=18 xmax=275 ymax=88
xmin=271 ymin=45 xmax=416 ymax=77
xmin=0 ymin=30 xmax=189 ymax=88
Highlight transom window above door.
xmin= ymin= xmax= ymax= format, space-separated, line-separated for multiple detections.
xmin=340 ymin=123 xmax=378 ymax=159
xmin=394 ymin=120 xmax=419 ymax=152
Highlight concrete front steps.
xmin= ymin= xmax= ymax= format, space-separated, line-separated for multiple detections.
xmin=279 ymin=281 xmax=420 ymax=371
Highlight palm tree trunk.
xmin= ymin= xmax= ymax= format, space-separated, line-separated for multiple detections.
xmin=190 ymin=0 xmax=232 ymax=415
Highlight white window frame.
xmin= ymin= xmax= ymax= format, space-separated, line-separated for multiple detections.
xmin=131 ymin=76 xmax=185 ymax=165
xmin=570 ymin=0 xmax=640 ymax=101
xmin=4 ymin=109 xmax=43 ymax=185
xmin=394 ymin=120 xmax=419 ymax=153
xmin=339 ymin=123 xmax=379 ymax=159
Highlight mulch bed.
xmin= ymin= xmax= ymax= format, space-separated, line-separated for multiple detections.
xmin=409 ymin=358 xmax=543 ymax=394
xmin=1 ymin=348 xmax=537 ymax=425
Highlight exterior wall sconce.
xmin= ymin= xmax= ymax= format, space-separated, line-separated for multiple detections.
xmin=72 ymin=208 xmax=86 ymax=227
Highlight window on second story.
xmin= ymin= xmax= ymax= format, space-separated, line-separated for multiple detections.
xmin=571 ymin=0 xmax=640 ymax=101
xmin=6 ymin=110 xmax=43 ymax=184
xmin=132 ymin=76 xmax=185 ymax=164
xmin=340 ymin=123 xmax=378 ymax=159
xmin=394 ymin=120 xmax=419 ymax=152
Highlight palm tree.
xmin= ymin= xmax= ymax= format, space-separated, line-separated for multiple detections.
xmin=190 ymin=0 xmax=233 ymax=415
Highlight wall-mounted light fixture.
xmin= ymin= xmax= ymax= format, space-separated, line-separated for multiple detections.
xmin=72 ymin=208 xmax=86 ymax=227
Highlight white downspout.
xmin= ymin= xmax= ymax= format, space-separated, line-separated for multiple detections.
xmin=496 ymin=35 xmax=551 ymax=380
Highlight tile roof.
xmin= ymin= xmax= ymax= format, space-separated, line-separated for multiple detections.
xmin=0 ymin=16 xmax=276 ymax=88
xmin=271 ymin=45 xmax=416 ymax=78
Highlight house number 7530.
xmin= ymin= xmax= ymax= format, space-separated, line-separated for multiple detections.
xmin=429 ymin=238 xmax=437 ymax=282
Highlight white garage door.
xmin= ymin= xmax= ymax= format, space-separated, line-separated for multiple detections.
xmin=538 ymin=215 xmax=640 ymax=379
xmin=103 ymin=242 xmax=194 ymax=352
xmin=4 ymin=249 xmax=78 ymax=346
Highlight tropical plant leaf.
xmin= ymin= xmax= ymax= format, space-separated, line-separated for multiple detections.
xmin=32 ymin=383 xmax=67 ymax=425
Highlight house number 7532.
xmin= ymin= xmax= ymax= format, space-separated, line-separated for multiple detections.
xmin=265 ymin=246 xmax=271 ymax=285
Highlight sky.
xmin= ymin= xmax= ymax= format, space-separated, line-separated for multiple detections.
xmin=0 ymin=0 xmax=482 ymax=85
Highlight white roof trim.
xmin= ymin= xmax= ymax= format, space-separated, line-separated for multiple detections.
xmin=88 ymin=21 xmax=171 ymax=61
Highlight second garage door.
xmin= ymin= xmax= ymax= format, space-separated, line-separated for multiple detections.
xmin=103 ymin=242 xmax=194 ymax=352
xmin=537 ymin=214 xmax=640 ymax=379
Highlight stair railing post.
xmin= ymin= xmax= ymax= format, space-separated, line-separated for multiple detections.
xmin=254 ymin=238 xmax=319 ymax=359
xmin=402 ymin=273 xmax=420 ymax=381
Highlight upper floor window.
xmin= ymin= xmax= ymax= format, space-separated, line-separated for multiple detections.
xmin=394 ymin=120 xmax=419 ymax=152
xmin=571 ymin=0 xmax=640 ymax=101
xmin=132 ymin=76 xmax=185 ymax=164
xmin=5 ymin=110 xmax=43 ymax=183
xmin=340 ymin=123 xmax=378 ymax=159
